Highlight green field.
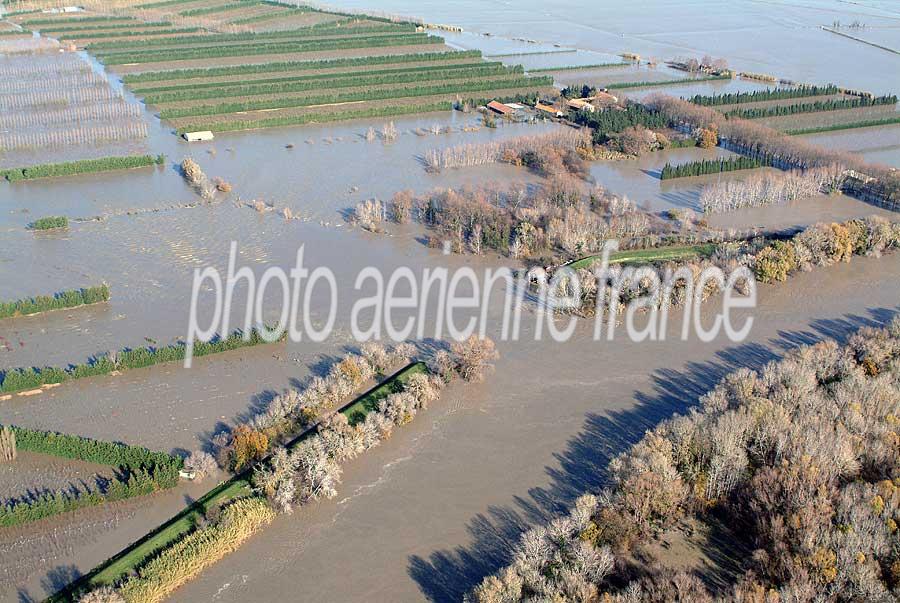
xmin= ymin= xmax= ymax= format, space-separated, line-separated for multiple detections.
xmin=566 ymin=244 xmax=716 ymax=269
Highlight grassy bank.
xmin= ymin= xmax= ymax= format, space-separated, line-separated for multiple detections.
xmin=47 ymin=362 xmax=426 ymax=601
xmin=1 ymin=155 xmax=164 ymax=182
xmin=567 ymin=244 xmax=716 ymax=269
xmin=0 ymin=285 xmax=109 ymax=319
xmin=0 ymin=328 xmax=279 ymax=394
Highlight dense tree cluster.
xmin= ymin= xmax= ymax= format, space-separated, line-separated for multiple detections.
xmin=469 ymin=321 xmax=900 ymax=602
xmin=571 ymin=103 xmax=667 ymax=144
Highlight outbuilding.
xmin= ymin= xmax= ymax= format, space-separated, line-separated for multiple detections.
xmin=183 ymin=130 xmax=215 ymax=142
xmin=486 ymin=100 xmax=515 ymax=115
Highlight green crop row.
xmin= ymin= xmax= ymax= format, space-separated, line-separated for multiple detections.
xmin=21 ymin=16 xmax=134 ymax=26
xmin=660 ymin=155 xmax=767 ymax=179
xmin=34 ymin=20 xmax=172 ymax=33
xmin=688 ymin=84 xmax=840 ymax=106
xmin=96 ymin=32 xmax=440 ymax=64
xmin=87 ymin=23 xmax=416 ymax=50
xmin=1 ymin=155 xmax=164 ymax=182
xmin=132 ymin=59 xmax=506 ymax=93
xmin=228 ymin=8 xmax=299 ymax=24
xmin=179 ymin=1 xmax=260 ymax=16
xmin=527 ymin=62 xmax=628 ymax=72
xmin=136 ymin=0 xmax=210 ymax=8
xmin=144 ymin=64 xmax=519 ymax=104
xmin=725 ymin=95 xmax=898 ymax=119
xmin=0 ymin=284 xmax=109 ymax=319
xmin=160 ymin=75 xmax=550 ymax=118
xmin=59 ymin=27 xmax=205 ymax=40
xmin=607 ymin=74 xmax=732 ymax=89
xmin=122 ymin=49 xmax=481 ymax=82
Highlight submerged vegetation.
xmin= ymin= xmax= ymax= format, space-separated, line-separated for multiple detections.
xmin=0 ymin=285 xmax=110 ymax=319
xmin=27 ymin=215 xmax=68 ymax=230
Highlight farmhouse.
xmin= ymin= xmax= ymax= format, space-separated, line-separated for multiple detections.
xmin=486 ymin=100 xmax=515 ymax=115
xmin=535 ymin=102 xmax=563 ymax=117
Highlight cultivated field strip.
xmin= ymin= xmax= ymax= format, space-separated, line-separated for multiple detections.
xmin=5 ymin=3 xmax=551 ymax=132
xmin=0 ymin=101 xmax=144 ymax=129
xmin=0 ymin=122 xmax=150 ymax=152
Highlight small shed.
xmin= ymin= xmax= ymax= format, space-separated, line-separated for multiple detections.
xmin=183 ymin=130 xmax=214 ymax=142
xmin=486 ymin=100 xmax=515 ymax=115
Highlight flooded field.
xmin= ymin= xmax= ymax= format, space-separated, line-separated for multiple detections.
xmin=2 ymin=0 xmax=900 ymax=601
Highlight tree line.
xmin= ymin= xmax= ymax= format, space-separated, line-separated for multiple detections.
xmin=688 ymin=84 xmax=840 ymax=106
xmin=1 ymin=154 xmax=164 ymax=182
xmin=660 ymin=155 xmax=766 ymax=179
xmin=725 ymin=94 xmax=897 ymax=119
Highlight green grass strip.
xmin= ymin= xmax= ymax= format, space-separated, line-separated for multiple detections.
xmin=785 ymin=115 xmax=900 ymax=135
xmin=144 ymin=64 xmax=518 ymax=103
xmin=46 ymin=362 xmax=426 ymax=602
xmin=527 ymin=62 xmax=628 ymax=72
xmin=606 ymin=74 xmax=731 ymax=90
xmin=0 ymin=327 xmax=279 ymax=394
xmin=132 ymin=60 xmax=507 ymax=93
xmin=160 ymin=75 xmax=550 ymax=118
xmin=1 ymin=155 xmax=164 ymax=182
xmin=87 ymin=23 xmax=417 ymax=50
xmin=567 ymin=244 xmax=716 ymax=269
xmin=96 ymin=33 xmax=440 ymax=64
xmin=122 ymin=49 xmax=481 ymax=82
xmin=0 ymin=285 xmax=109 ymax=319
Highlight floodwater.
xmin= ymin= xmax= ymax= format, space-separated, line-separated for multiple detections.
xmin=355 ymin=0 xmax=900 ymax=94
xmin=3 ymin=0 xmax=900 ymax=600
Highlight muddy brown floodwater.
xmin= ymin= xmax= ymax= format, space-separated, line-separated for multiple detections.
xmin=3 ymin=0 xmax=900 ymax=600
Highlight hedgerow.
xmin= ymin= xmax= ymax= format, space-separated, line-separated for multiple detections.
xmin=34 ymin=21 xmax=172 ymax=33
xmin=688 ymin=84 xmax=840 ymax=106
xmin=95 ymin=33 xmax=441 ymax=64
xmin=725 ymin=94 xmax=898 ymax=119
xmin=0 ymin=284 xmax=109 ymax=319
xmin=160 ymin=75 xmax=551 ymax=118
xmin=1 ymin=154 xmax=165 ymax=182
xmin=20 ymin=16 xmax=133 ymax=26
xmin=607 ymin=74 xmax=731 ymax=89
xmin=784 ymin=115 xmax=900 ymax=135
xmin=0 ymin=425 xmax=182 ymax=528
xmin=121 ymin=49 xmax=482 ymax=82
xmin=660 ymin=155 xmax=767 ymax=179
xmin=144 ymin=64 xmax=518 ymax=103
xmin=0 ymin=328 xmax=279 ymax=394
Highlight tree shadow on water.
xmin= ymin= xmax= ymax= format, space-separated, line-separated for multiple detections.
xmin=408 ymin=308 xmax=898 ymax=602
